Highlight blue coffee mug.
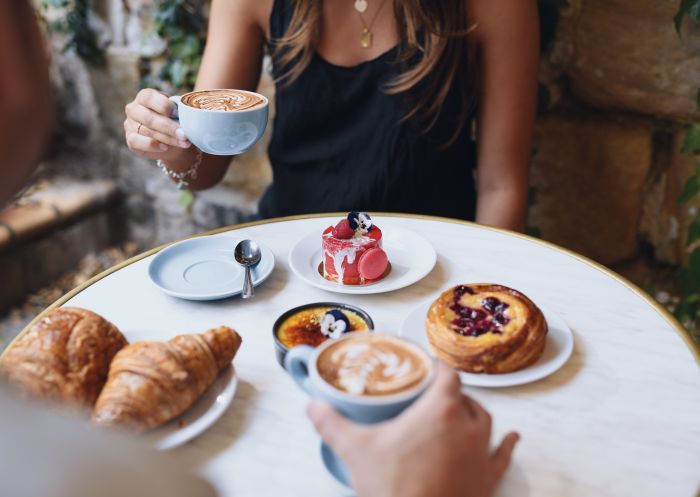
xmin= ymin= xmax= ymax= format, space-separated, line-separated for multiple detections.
xmin=285 ymin=333 xmax=434 ymax=487
xmin=170 ymin=89 xmax=268 ymax=156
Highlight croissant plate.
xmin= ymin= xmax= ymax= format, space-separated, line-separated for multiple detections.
xmin=426 ymin=284 xmax=547 ymax=374
xmin=0 ymin=307 xmax=128 ymax=409
xmin=92 ymin=326 xmax=242 ymax=432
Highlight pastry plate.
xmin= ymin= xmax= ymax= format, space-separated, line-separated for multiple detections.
xmin=145 ymin=364 xmax=238 ymax=450
xmin=398 ymin=299 xmax=574 ymax=387
xmin=148 ymin=235 xmax=275 ymax=300
xmin=288 ymin=227 xmax=436 ymax=295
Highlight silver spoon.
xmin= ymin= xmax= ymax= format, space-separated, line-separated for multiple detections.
xmin=234 ymin=240 xmax=262 ymax=299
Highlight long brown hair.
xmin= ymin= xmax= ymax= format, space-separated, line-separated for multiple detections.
xmin=274 ymin=0 xmax=476 ymax=145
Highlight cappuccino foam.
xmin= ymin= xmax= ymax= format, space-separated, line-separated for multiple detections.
xmin=317 ymin=334 xmax=430 ymax=396
xmin=181 ymin=89 xmax=264 ymax=111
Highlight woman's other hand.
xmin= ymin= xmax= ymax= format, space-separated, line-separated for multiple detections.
xmin=124 ymin=88 xmax=192 ymax=162
xmin=307 ymin=362 xmax=519 ymax=497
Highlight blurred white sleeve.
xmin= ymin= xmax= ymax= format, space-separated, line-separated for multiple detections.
xmin=0 ymin=383 xmax=217 ymax=497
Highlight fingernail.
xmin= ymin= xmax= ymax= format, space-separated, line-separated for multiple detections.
xmin=159 ymin=144 xmax=168 ymax=151
xmin=179 ymin=140 xmax=191 ymax=148
xmin=175 ymin=128 xmax=186 ymax=140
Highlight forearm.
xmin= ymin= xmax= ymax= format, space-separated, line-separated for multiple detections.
xmin=475 ymin=185 xmax=527 ymax=232
xmin=159 ymin=148 xmax=231 ymax=191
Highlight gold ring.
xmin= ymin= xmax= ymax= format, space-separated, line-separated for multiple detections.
xmin=137 ymin=122 xmax=143 ymax=135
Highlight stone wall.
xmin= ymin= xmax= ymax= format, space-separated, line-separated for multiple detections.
xmin=530 ymin=0 xmax=700 ymax=268
xmin=39 ymin=0 xmax=700 ymax=270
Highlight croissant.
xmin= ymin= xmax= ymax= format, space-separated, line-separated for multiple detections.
xmin=92 ymin=326 xmax=242 ymax=432
xmin=0 ymin=307 xmax=128 ymax=409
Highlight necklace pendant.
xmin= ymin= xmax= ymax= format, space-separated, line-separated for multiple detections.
xmin=176 ymin=180 xmax=189 ymax=190
xmin=360 ymin=28 xmax=372 ymax=48
xmin=354 ymin=0 xmax=368 ymax=13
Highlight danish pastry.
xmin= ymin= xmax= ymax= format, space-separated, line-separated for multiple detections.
xmin=426 ymin=284 xmax=547 ymax=373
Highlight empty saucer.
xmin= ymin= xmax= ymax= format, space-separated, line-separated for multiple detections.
xmin=148 ymin=235 xmax=275 ymax=300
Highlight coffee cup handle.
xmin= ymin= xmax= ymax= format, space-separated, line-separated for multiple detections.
xmin=169 ymin=95 xmax=180 ymax=121
xmin=285 ymin=345 xmax=316 ymax=396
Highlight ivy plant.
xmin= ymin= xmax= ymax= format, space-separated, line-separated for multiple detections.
xmin=40 ymin=0 xmax=104 ymax=66
xmin=141 ymin=0 xmax=207 ymax=93
xmin=674 ymin=0 xmax=700 ymax=335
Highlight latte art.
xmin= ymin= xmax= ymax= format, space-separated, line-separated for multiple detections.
xmin=317 ymin=335 xmax=430 ymax=396
xmin=181 ymin=90 xmax=264 ymax=111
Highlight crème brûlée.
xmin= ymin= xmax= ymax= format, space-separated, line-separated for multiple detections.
xmin=426 ymin=284 xmax=548 ymax=374
xmin=322 ymin=212 xmax=389 ymax=285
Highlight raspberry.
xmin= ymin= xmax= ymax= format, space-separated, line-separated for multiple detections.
xmin=332 ymin=219 xmax=354 ymax=239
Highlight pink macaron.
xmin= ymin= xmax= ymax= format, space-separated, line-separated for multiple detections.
xmin=358 ymin=247 xmax=388 ymax=280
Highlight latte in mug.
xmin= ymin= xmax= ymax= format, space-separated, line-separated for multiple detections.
xmin=317 ymin=334 xmax=431 ymax=396
xmin=181 ymin=89 xmax=265 ymax=112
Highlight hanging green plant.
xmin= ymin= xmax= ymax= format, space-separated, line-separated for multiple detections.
xmin=40 ymin=0 xmax=104 ymax=66
xmin=673 ymin=0 xmax=700 ymax=337
xmin=141 ymin=0 xmax=208 ymax=93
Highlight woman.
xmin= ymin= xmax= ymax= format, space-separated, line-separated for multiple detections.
xmin=124 ymin=0 xmax=538 ymax=230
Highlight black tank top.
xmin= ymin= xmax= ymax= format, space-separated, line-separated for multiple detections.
xmin=259 ymin=0 xmax=477 ymax=220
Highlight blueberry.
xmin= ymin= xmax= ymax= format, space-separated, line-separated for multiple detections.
xmin=481 ymin=297 xmax=501 ymax=313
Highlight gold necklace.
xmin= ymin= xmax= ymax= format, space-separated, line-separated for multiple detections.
xmin=354 ymin=0 xmax=389 ymax=48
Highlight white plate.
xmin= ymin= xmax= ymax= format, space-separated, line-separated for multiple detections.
xmin=144 ymin=364 xmax=238 ymax=450
xmin=398 ymin=299 xmax=574 ymax=387
xmin=148 ymin=235 xmax=275 ymax=300
xmin=288 ymin=227 xmax=436 ymax=295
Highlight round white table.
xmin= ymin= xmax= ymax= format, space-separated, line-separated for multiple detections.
xmin=14 ymin=214 xmax=700 ymax=497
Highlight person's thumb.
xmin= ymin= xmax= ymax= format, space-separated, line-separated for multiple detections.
xmin=307 ymin=400 xmax=367 ymax=459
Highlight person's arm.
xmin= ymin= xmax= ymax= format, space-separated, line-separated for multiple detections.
xmin=471 ymin=0 xmax=539 ymax=231
xmin=308 ymin=362 xmax=519 ymax=497
xmin=124 ymin=0 xmax=270 ymax=190
xmin=0 ymin=1 xmax=53 ymax=206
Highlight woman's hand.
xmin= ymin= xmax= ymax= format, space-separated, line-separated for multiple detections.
xmin=124 ymin=89 xmax=192 ymax=162
xmin=308 ymin=362 xmax=519 ymax=497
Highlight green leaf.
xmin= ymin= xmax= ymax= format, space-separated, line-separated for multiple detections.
xmin=678 ymin=175 xmax=700 ymax=203
xmin=679 ymin=249 xmax=700 ymax=294
xmin=178 ymin=189 xmax=195 ymax=214
xmin=687 ymin=217 xmax=700 ymax=246
xmin=675 ymin=0 xmax=700 ymax=34
xmin=168 ymin=60 xmax=189 ymax=88
xmin=681 ymin=124 xmax=700 ymax=154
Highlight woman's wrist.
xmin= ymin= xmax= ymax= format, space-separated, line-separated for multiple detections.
xmin=159 ymin=145 xmax=201 ymax=173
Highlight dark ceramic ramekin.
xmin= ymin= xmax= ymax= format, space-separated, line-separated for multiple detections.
xmin=272 ymin=302 xmax=374 ymax=369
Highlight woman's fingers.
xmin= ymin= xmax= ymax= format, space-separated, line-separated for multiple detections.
xmin=136 ymin=88 xmax=175 ymax=116
xmin=126 ymin=131 xmax=169 ymax=154
xmin=124 ymin=117 xmax=190 ymax=149
xmin=125 ymin=103 xmax=189 ymax=148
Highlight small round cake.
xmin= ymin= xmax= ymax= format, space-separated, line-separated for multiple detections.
xmin=426 ymin=284 xmax=548 ymax=374
xmin=322 ymin=212 xmax=389 ymax=285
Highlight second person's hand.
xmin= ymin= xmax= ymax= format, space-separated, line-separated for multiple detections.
xmin=307 ymin=362 xmax=519 ymax=497
xmin=124 ymin=88 xmax=192 ymax=163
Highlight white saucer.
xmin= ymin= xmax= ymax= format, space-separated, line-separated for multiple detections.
xmin=148 ymin=235 xmax=275 ymax=300
xmin=147 ymin=365 xmax=238 ymax=450
xmin=398 ymin=299 xmax=574 ymax=387
xmin=288 ymin=227 xmax=436 ymax=295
